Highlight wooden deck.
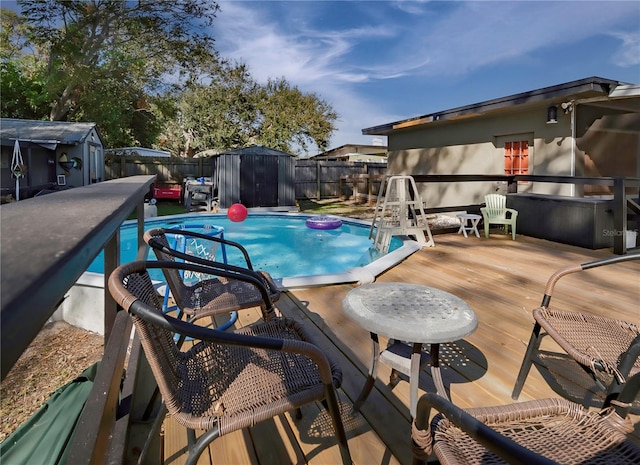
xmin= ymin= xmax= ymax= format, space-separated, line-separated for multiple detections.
xmin=162 ymin=233 xmax=639 ymax=465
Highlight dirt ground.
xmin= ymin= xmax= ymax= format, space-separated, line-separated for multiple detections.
xmin=0 ymin=321 xmax=104 ymax=442
xmin=0 ymin=199 xmax=459 ymax=443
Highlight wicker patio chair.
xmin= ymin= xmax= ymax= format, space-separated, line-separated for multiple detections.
xmin=512 ymin=253 xmax=640 ymax=407
xmin=109 ymin=260 xmax=352 ymax=465
xmin=144 ymin=227 xmax=280 ymax=323
xmin=411 ymin=372 xmax=640 ymax=465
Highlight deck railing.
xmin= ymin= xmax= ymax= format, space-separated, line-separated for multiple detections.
xmin=0 ymin=175 xmax=155 ymax=463
xmin=408 ymin=175 xmax=640 ymax=255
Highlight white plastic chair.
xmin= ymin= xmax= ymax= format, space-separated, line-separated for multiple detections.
xmin=480 ymin=194 xmax=518 ymax=240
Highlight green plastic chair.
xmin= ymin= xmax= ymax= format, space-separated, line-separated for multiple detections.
xmin=480 ymin=194 xmax=518 ymax=240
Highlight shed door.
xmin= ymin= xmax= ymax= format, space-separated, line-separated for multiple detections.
xmin=240 ymin=155 xmax=279 ymax=207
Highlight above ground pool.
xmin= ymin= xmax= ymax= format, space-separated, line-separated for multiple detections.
xmin=86 ymin=212 xmax=420 ymax=288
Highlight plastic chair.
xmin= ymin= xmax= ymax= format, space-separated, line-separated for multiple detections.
xmin=144 ymin=227 xmax=280 ymax=324
xmin=480 ymin=194 xmax=518 ymax=240
xmin=411 ymin=373 xmax=640 ymax=465
xmin=109 ymin=260 xmax=352 ymax=465
xmin=512 ymin=253 xmax=640 ymax=407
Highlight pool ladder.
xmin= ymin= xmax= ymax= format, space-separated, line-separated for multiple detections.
xmin=369 ymin=175 xmax=435 ymax=253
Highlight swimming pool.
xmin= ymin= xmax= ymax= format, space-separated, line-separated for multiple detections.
xmin=86 ymin=212 xmax=421 ymax=288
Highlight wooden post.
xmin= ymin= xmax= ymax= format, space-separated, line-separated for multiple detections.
xmin=316 ymin=161 xmax=321 ymax=200
xmin=103 ymin=230 xmax=119 ymax=341
xmin=612 ymin=177 xmax=626 ymax=255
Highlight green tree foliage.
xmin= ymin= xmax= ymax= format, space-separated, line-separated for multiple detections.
xmin=259 ymin=78 xmax=337 ymax=154
xmin=161 ymin=66 xmax=338 ymax=156
xmin=4 ymin=0 xmax=220 ymax=146
xmin=0 ymin=9 xmax=50 ymax=119
xmin=3 ymin=1 xmax=338 ymax=154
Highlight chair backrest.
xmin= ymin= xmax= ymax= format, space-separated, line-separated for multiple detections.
xmin=484 ymin=194 xmax=507 ymax=218
xmin=144 ymin=227 xmax=273 ymax=292
xmin=108 ymin=261 xmax=188 ymax=417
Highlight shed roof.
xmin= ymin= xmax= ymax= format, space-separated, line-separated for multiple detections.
xmin=219 ymin=145 xmax=294 ymax=157
xmin=0 ymin=118 xmax=102 ymax=148
xmin=362 ymin=76 xmax=635 ymax=135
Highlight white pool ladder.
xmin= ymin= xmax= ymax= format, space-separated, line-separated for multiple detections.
xmin=369 ymin=175 xmax=435 ymax=253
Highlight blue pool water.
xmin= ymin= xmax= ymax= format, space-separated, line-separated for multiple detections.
xmin=87 ymin=213 xmax=405 ymax=285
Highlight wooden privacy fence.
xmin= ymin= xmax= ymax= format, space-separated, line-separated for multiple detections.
xmin=294 ymin=160 xmax=387 ymax=200
xmin=105 ymin=156 xmax=213 ymax=187
xmin=338 ymin=173 xmax=386 ymax=205
xmin=105 ymin=156 xmax=387 ymax=201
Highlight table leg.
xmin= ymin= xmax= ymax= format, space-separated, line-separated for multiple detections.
xmin=457 ymin=219 xmax=468 ymax=238
xmin=430 ymin=343 xmax=448 ymax=399
xmin=352 ymin=332 xmax=379 ymax=413
xmin=409 ymin=342 xmax=423 ymax=418
xmin=471 ymin=218 xmax=481 ymax=238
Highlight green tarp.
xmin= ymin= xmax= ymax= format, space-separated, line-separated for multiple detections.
xmin=1 ymin=363 xmax=98 ymax=465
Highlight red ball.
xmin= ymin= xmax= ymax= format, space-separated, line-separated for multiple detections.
xmin=227 ymin=203 xmax=248 ymax=222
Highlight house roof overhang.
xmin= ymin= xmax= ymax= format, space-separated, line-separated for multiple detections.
xmin=362 ymin=76 xmax=634 ymax=136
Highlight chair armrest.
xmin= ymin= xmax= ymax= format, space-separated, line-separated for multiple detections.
xmin=505 ymin=208 xmax=518 ymax=218
xmin=412 ymin=393 xmax=558 ymax=465
xmin=151 ymin=241 xmax=275 ymax=293
xmin=540 ymin=252 xmax=640 ymax=306
xmin=114 ymin=259 xmax=275 ymax=318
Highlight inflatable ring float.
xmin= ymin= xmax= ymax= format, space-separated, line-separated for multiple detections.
xmin=305 ymin=215 xmax=343 ymax=230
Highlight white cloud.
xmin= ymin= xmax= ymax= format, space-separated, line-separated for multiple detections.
xmin=610 ymin=30 xmax=640 ymax=67
xmin=213 ymin=1 xmax=639 ymax=152
xmin=391 ymin=0 xmax=432 ymax=15
xmin=382 ymin=2 xmax=640 ymax=78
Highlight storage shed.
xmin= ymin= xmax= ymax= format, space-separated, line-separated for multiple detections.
xmin=1 ymin=118 xmax=105 ymax=201
xmin=210 ymin=145 xmax=296 ymax=209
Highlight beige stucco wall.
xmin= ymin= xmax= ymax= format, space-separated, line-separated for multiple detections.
xmin=387 ymin=103 xmax=579 ymax=208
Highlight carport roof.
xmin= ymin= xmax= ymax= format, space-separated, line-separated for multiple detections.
xmin=362 ymin=76 xmax=635 ymax=135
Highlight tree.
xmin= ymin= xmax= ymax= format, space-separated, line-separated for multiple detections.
xmin=258 ymin=78 xmax=337 ymax=154
xmin=161 ymin=65 xmax=338 ymax=156
xmin=9 ymin=0 xmax=221 ymax=146
xmin=0 ymin=9 xmax=51 ymax=119
xmin=4 ymin=1 xmax=338 ymax=154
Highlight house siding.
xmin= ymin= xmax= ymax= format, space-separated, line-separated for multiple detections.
xmin=387 ymin=103 xmax=577 ymax=207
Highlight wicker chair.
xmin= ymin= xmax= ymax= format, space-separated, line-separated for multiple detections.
xmin=480 ymin=194 xmax=518 ymax=240
xmin=109 ymin=260 xmax=352 ymax=465
xmin=512 ymin=253 xmax=640 ymax=407
xmin=411 ymin=372 xmax=640 ymax=465
xmin=144 ymin=227 xmax=280 ymax=323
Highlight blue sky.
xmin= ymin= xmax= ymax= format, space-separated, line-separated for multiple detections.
xmin=5 ymin=1 xmax=639 ymax=154
xmin=213 ymin=1 xmax=640 ymax=154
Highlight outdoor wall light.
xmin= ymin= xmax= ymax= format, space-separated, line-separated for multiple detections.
xmin=546 ymin=105 xmax=558 ymax=124
xmin=561 ymin=101 xmax=574 ymax=114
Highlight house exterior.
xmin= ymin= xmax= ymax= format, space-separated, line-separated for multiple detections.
xmin=312 ymin=144 xmax=388 ymax=163
xmin=362 ymin=77 xmax=640 ymax=209
xmin=1 ymin=119 xmax=105 ymax=200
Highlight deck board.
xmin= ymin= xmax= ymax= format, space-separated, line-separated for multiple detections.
xmin=162 ymin=233 xmax=639 ymax=464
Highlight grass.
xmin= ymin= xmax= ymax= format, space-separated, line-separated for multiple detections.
xmin=128 ymin=198 xmax=377 ymax=220
xmin=126 ymin=200 xmax=188 ymax=219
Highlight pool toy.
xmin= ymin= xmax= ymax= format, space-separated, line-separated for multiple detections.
xmin=305 ymin=215 xmax=342 ymax=230
xmin=227 ymin=203 xmax=248 ymax=222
